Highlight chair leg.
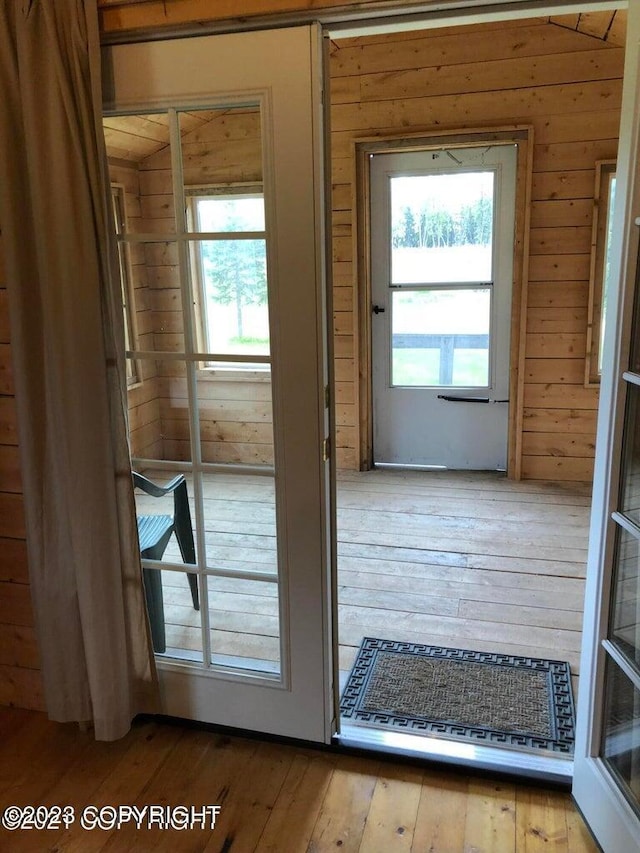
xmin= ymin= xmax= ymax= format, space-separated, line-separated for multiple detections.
xmin=187 ymin=573 xmax=200 ymax=611
xmin=173 ymin=480 xmax=199 ymax=611
xmin=142 ymin=568 xmax=166 ymax=654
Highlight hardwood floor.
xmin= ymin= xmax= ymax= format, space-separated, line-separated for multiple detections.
xmin=151 ymin=468 xmax=591 ymax=701
xmin=335 ymin=469 xmax=591 ymax=690
xmin=0 ymin=707 xmax=598 ymax=852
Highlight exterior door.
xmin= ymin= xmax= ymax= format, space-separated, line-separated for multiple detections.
xmin=371 ymin=145 xmax=516 ymax=469
xmin=102 ymin=26 xmax=334 ymax=743
xmin=573 ymin=5 xmax=640 ymax=850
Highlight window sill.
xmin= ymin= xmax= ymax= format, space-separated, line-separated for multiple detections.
xmin=196 ymin=366 xmax=271 ymax=383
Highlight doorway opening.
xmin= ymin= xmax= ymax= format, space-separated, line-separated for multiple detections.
xmin=329 ymin=10 xmax=624 ymax=776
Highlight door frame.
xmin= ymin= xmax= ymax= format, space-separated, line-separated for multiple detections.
xmin=355 ymin=126 xmax=533 ymax=476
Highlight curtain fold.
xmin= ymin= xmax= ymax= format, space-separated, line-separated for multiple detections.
xmin=0 ymin=0 xmax=159 ymax=739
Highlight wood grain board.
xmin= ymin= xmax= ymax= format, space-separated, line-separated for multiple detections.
xmin=146 ymin=468 xmax=591 ymax=703
xmin=0 ymin=705 xmax=598 ymax=851
xmin=329 ymin=19 xmax=622 ymax=480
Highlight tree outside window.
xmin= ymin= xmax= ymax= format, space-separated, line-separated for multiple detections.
xmin=190 ymin=190 xmax=269 ymax=362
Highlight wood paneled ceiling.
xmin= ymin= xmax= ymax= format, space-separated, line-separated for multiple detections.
xmin=104 ymin=110 xmax=215 ymax=164
xmin=549 ymin=10 xmax=627 ymax=47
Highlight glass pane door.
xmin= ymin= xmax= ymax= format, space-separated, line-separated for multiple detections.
xmin=597 ymin=371 xmax=640 ymax=812
xmin=573 ymin=5 xmax=640 ymax=846
xmin=103 ymin=25 xmax=333 ymax=743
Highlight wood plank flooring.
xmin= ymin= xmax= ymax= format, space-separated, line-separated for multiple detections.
xmin=143 ymin=468 xmax=591 ymax=699
xmin=0 ymin=707 xmax=598 ymax=852
xmin=335 ymin=470 xmax=591 ymax=695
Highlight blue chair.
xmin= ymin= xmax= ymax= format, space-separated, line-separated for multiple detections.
xmin=134 ymin=472 xmax=199 ymax=653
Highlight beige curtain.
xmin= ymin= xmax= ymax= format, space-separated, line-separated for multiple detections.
xmin=0 ymin=0 xmax=159 ymax=739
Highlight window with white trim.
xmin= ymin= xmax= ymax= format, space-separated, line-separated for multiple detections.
xmin=187 ymin=186 xmax=270 ymax=370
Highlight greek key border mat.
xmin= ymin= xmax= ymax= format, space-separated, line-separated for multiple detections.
xmin=340 ymin=637 xmax=575 ymax=754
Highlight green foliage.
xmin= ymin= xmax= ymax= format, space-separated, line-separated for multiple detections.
xmin=393 ymin=197 xmax=492 ymax=249
xmin=392 ymin=348 xmax=488 ymax=387
xmin=201 ymin=237 xmax=267 ymax=338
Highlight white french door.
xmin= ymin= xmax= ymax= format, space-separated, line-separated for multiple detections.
xmin=573 ymin=4 xmax=640 ymax=850
xmin=102 ymin=26 xmax=334 ymax=743
xmin=371 ymin=144 xmax=516 ymax=470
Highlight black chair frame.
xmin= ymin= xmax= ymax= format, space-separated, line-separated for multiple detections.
xmin=134 ymin=472 xmax=199 ymax=653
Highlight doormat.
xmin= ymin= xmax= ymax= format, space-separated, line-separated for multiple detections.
xmin=340 ymin=637 xmax=575 ymax=754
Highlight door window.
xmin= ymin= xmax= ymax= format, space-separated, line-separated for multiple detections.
xmin=388 ymin=169 xmax=495 ymax=389
xmin=391 ymin=288 xmax=490 ymax=387
xmin=390 ymin=170 xmax=494 ymax=284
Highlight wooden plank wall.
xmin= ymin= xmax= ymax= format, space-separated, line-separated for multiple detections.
xmin=134 ymin=108 xmax=277 ymax=466
xmin=0 ymin=238 xmax=44 ymax=711
xmin=108 ymin=160 xmax=164 ymax=459
xmin=329 ymin=17 xmax=624 ymax=480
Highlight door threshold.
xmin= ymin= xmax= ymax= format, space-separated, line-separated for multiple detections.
xmin=373 ymin=462 xmax=506 ymax=473
xmin=336 ymin=723 xmax=573 ymax=787
xmin=374 ymin=462 xmax=448 ymax=471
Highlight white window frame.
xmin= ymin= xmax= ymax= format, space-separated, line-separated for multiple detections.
xmin=186 ymin=183 xmax=271 ymax=378
xmin=111 ymin=183 xmax=140 ymax=387
xmin=586 ymin=161 xmax=617 ymax=386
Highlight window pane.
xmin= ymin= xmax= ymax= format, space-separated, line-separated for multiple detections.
xmin=134 ymin=468 xmax=202 ymax=663
xmin=602 ymin=656 xmax=640 ymax=815
xmin=196 ymin=195 xmax=265 ymax=233
xmin=195 ymin=239 xmax=269 ymax=356
xmin=390 ymin=171 xmax=494 ymax=284
xmin=620 ymin=384 xmax=640 ymax=526
xmin=198 ymin=373 xmax=274 ymax=466
xmin=104 ymin=112 xmax=178 ymax=236
xmin=128 ymin=359 xmax=192 ymax=463
xmin=203 ymin=473 xmax=276 ymax=576
xmin=111 ymin=186 xmax=138 ymax=384
xmin=179 ymin=105 xmax=262 ymax=201
xmin=629 ymin=266 xmax=640 ymax=375
xmin=208 ymin=575 xmax=280 ymax=675
xmin=204 ymin=472 xmax=279 ymax=676
xmin=611 ymin=524 xmax=640 ymax=665
xmin=115 ymin=240 xmax=186 ymax=355
xmin=142 ymin=568 xmax=203 ymax=663
xmin=391 ymin=289 xmax=490 ymax=387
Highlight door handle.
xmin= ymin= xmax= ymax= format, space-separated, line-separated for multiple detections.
xmin=437 ymin=395 xmax=509 ymax=403
xmin=372 ymin=305 xmax=385 ymax=314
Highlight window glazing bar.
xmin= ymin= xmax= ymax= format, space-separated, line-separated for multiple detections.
xmin=168 ymin=107 xmax=214 ymax=671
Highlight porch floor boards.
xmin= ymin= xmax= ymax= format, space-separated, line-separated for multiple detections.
xmin=152 ymin=469 xmax=591 ymax=698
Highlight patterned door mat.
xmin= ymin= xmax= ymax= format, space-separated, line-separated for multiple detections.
xmin=340 ymin=638 xmax=575 ymax=754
